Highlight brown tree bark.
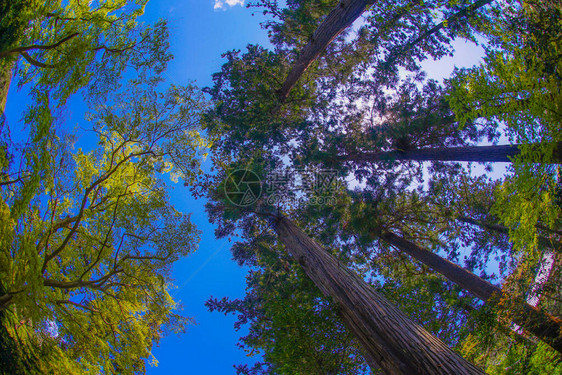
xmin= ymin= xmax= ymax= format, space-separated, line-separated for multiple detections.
xmin=278 ymin=0 xmax=375 ymax=101
xmin=272 ymin=216 xmax=484 ymax=374
xmin=0 ymin=293 xmax=12 ymax=311
xmin=0 ymin=33 xmax=79 ymax=59
xmin=0 ymin=33 xmax=80 ymax=69
xmin=0 ymin=61 xmax=13 ymax=117
xmin=381 ymin=231 xmax=562 ymax=353
xmin=340 ymin=143 xmax=562 ymax=164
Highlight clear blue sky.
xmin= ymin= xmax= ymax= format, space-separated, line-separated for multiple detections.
xmin=141 ymin=1 xmax=271 ymax=373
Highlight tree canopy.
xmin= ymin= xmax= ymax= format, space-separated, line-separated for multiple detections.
xmin=0 ymin=73 xmax=208 ymax=372
xmin=203 ymin=0 xmax=562 ymax=372
xmin=2 ymin=0 xmax=562 ymax=373
xmin=0 ymin=2 xmax=211 ymax=372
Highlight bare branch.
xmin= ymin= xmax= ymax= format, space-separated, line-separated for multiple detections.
xmin=79 ymin=193 xmax=124 ymax=280
xmin=41 ymin=149 xmax=155 ymax=272
xmin=44 ymin=268 xmax=123 ymax=290
xmin=55 ymin=299 xmax=99 ymax=313
xmin=20 ymin=52 xmax=53 ymax=69
xmin=0 ymin=33 xmax=80 ymax=58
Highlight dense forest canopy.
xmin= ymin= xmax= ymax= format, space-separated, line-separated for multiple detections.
xmin=1 ymin=0 xmax=561 ymax=374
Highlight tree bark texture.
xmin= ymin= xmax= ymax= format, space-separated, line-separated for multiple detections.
xmin=279 ymin=0 xmax=375 ymax=100
xmin=0 ymin=61 xmax=13 ymax=117
xmin=381 ymin=231 xmax=562 ymax=353
xmin=272 ymin=216 xmax=484 ymax=375
xmin=279 ymin=0 xmax=495 ymax=100
xmin=343 ymin=143 xmax=562 ymax=164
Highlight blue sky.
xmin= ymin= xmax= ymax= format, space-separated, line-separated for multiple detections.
xmin=4 ymin=1 xmax=504 ymax=374
xmin=141 ymin=1 xmax=271 ymax=373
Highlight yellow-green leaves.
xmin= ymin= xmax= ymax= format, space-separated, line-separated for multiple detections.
xmin=448 ymin=2 xmax=562 ymax=256
xmin=0 ymin=196 xmax=15 ymax=287
xmin=492 ymin=164 xmax=560 ymax=255
xmin=0 ymin=77 xmax=207 ymax=373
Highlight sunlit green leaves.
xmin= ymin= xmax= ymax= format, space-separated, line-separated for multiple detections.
xmin=448 ymin=1 xmax=562 ymax=256
xmin=0 ymin=72 xmax=208 ymax=373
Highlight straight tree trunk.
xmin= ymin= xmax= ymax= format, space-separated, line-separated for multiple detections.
xmin=0 ymin=293 xmax=12 ymax=311
xmin=272 ymin=216 xmax=484 ymax=374
xmin=0 ymin=61 xmax=13 ymax=117
xmin=381 ymin=231 xmax=562 ymax=353
xmin=526 ymin=252 xmax=557 ymax=308
xmin=458 ymin=216 xmax=560 ymax=336
xmin=341 ymin=143 xmax=562 ymax=164
xmin=278 ymin=0 xmax=375 ymax=101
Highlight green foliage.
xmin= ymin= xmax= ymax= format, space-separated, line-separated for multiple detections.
xmin=493 ymin=167 xmax=560 ymax=254
xmin=251 ymin=0 xmax=492 ymax=76
xmin=203 ymin=44 xmax=317 ymax=158
xmin=457 ymin=247 xmax=562 ymax=374
xmin=0 ymin=0 xmax=172 ymax=146
xmin=0 ymin=0 xmax=31 ymax=54
xmin=448 ymin=1 xmax=561 ymax=143
xmin=207 ymin=233 xmax=370 ymax=375
xmin=248 ymin=0 xmax=339 ymax=49
xmin=0 ymin=0 xmax=32 ymax=114
xmin=204 ymin=0 xmax=562 ymax=371
xmin=448 ymin=0 xmax=562 ymax=255
xmin=297 ymin=189 xmax=487 ymax=346
xmin=0 ymin=75 xmax=208 ymax=373
xmin=461 ymin=331 xmax=562 ymax=374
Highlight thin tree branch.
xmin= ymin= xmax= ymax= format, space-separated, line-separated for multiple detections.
xmin=20 ymin=52 xmax=53 ymax=69
xmin=55 ymin=299 xmax=99 ymax=313
xmin=41 ymin=148 xmax=155 ymax=272
xmin=0 ymin=33 xmax=80 ymax=58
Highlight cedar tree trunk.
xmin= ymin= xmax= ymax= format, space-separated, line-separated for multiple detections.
xmin=343 ymin=143 xmax=562 ymax=164
xmin=381 ymin=231 xmax=562 ymax=353
xmin=272 ymin=216 xmax=484 ymax=374
xmin=279 ymin=0 xmax=375 ymax=100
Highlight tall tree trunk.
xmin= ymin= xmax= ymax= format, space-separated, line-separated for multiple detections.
xmin=0 ymin=61 xmax=13 ymax=117
xmin=526 ymin=252 xmax=557 ymax=308
xmin=272 ymin=216 xmax=484 ymax=374
xmin=0 ymin=293 xmax=12 ymax=311
xmin=381 ymin=231 xmax=562 ymax=353
xmin=341 ymin=143 xmax=562 ymax=164
xmin=278 ymin=0 xmax=375 ymax=101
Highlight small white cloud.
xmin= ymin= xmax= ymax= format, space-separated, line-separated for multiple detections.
xmin=214 ymin=0 xmax=244 ymax=10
